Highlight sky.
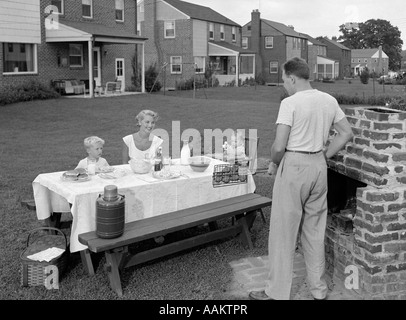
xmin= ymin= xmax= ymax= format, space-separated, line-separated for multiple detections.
xmin=184 ymin=0 xmax=406 ymax=50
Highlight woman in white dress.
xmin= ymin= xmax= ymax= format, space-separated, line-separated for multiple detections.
xmin=122 ymin=110 xmax=163 ymax=164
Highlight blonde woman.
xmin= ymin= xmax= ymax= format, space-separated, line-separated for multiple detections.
xmin=122 ymin=110 xmax=163 ymax=164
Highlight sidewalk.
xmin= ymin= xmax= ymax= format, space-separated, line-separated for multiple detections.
xmin=228 ymin=251 xmax=364 ymax=300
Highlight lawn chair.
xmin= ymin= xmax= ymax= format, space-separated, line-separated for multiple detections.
xmin=104 ymin=82 xmax=117 ymax=95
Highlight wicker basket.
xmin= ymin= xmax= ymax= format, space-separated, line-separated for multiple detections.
xmin=20 ymin=227 xmax=69 ymax=287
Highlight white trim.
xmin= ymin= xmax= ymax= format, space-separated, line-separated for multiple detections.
xmin=115 ymin=0 xmax=124 ymax=22
xmin=164 ymin=20 xmax=176 ymax=39
xmin=82 ymin=0 xmax=93 ymax=19
xmin=208 ymin=42 xmax=239 ymax=56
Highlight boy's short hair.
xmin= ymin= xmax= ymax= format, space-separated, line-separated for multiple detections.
xmin=283 ymin=57 xmax=310 ymax=80
xmin=84 ymin=136 xmax=105 ymax=149
xmin=135 ymin=110 xmax=159 ymax=126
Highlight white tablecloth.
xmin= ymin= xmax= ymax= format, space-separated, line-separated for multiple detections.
xmin=32 ymin=159 xmax=256 ymax=252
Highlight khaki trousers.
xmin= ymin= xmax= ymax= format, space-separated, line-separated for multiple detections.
xmin=265 ymin=152 xmax=328 ymax=300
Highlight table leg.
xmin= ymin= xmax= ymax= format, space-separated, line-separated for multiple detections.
xmin=80 ymin=249 xmax=95 ymax=276
xmin=43 ymin=212 xmax=62 ymax=234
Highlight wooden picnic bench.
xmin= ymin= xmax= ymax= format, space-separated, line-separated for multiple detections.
xmin=78 ymin=193 xmax=272 ymax=297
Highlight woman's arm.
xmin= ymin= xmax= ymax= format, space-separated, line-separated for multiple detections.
xmin=122 ymin=141 xmax=129 ymax=164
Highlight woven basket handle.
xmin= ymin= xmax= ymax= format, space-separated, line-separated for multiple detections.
xmin=26 ymin=227 xmax=68 ymax=250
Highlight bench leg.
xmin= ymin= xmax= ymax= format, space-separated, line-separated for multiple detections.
xmin=237 ymin=216 xmax=254 ymax=250
xmin=104 ymin=248 xmax=126 ymax=297
xmin=80 ymin=249 xmax=95 ymax=276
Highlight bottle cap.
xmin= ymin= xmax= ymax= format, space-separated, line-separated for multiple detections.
xmin=103 ymin=185 xmax=118 ymax=201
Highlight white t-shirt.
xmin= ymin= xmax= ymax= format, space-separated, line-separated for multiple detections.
xmin=276 ymin=89 xmax=346 ymax=152
xmin=122 ymin=134 xmax=163 ymax=160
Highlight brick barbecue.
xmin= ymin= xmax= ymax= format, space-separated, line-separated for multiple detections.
xmin=325 ymin=106 xmax=406 ymax=300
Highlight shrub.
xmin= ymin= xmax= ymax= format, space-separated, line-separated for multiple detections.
xmin=360 ymin=68 xmax=370 ymax=84
xmin=0 ymin=80 xmax=60 ymax=106
xmin=145 ymin=64 xmax=162 ymax=92
xmin=386 ymin=96 xmax=406 ymax=111
xmin=255 ymin=73 xmax=266 ymax=85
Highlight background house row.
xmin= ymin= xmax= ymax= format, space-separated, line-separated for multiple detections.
xmin=0 ymin=0 xmax=393 ymax=95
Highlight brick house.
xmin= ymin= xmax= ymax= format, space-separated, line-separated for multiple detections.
xmin=319 ymin=37 xmax=351 ymax=79
xmin=0 ymin=0 xmax=147 ymax=97
xmin=351 ymin=47 xmax=389 ymax=76
xmin=401 ymin=50 xmax=406 ymax=72
xmin=137 ymin=0 xmax=255 ymax=89
xmin=301 ymin=33 xmax=339 ymax=81
xmin=241 ymin=10 xmax=308 ymax=85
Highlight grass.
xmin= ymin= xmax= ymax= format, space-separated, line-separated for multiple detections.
xmin=1 ymin=80 xmax=402 ymax=300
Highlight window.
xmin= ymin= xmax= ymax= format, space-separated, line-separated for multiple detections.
xmin=170 ymin=56 xmax=182 ymax=74
xmin=3 ymin=43 xmax=36 ymax=73
xmin=137 ymin=22 xmax=141 ymax=36
xmin=242 ymin=37 xmax=248 ymax=49
xmin=247 ymin=25 xmax=251 ymax=31
xmin=232 ymin=27 xmax=236 ymax=42
xmin=220 ymin=25 xmax=224 ymax=41
xmin=165 ymin=21 xmax=175 ymax=38
xmin=270 ymin=61 xmax=278 ymax=74
xmin=265 ymin=36 xmax=273 ymax=49
xmin=82 ymin=0 xmax=92 ymax=18
xmin=115 ymin=0 xmax=124 ymax=22
xmin=364 ymin=59 xmax=368 ymax=63
xmin=352 ymin=59 xmax=355 ymax=63
xmin=139 ymin=1 xmax=144 ymax=12
xmin=209 ymin=23 xmax=214 ymax=40
xmin=358 ymin=59 xmax=361 ymax=63
xmin=194 ymin=57 xmax=205 ymax=74
xmin=69 ymin=44 xmax=83 ymax=67
xmin=51 ymin=0 xmax=64 ymax=14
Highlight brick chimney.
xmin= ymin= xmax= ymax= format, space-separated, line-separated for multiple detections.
xmin=251 ymin=9 xmax=262 ymax=77
xmin=143 ymin=0 xmax=161 ymax=68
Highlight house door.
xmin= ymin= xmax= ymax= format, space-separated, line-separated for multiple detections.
xmin=115 ymin=58 xmax=124 ymax=92
xmin=93 ymin=47 xmax=101 ymax=87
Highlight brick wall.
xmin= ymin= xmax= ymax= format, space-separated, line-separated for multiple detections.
xmin=326 ymin=106 xmax=406 ymax=299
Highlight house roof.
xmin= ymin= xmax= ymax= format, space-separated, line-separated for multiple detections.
xmin=300 ymin=33 xmax=326 ymax=46
xmin=209 ymin=41 xmax=256 ymax=54
xmin=322 ymin=37 xmax=351 ymax=50
xmin=261 ymin=19 xmax=307 ymax=39
xmin=55 ymin=19 xmax=147 ymax=42
xmin=351 ymin=48 xmax=388 ymax=59
xmin=164 ymin=0 xmax=240 ymax=27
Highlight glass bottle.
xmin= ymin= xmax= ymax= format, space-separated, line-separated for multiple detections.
xmin=180 ymin=139 xmax=191 ymax=165
xmin=154 ymin=147 xmax=162 ymax=171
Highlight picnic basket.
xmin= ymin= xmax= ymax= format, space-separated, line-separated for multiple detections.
xmin=20 ymin=227 xmax=69 ymax=287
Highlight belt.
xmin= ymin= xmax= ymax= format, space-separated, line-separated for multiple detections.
xmin=286 ymin=149 xmax=322 ymax=155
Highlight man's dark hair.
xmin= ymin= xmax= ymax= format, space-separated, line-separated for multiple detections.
xmin=283 ymin=57 xmax=310 ymax=80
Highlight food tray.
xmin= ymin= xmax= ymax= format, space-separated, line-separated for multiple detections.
xmin=212 ymin=164 xmax=248 ymax=188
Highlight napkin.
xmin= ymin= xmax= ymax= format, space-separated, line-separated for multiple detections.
xmin=27 ymin=247 xmax=65 ymax=262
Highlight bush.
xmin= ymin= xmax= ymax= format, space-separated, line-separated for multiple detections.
xmin=0 ymin=80 xmax=60 ymax=106
xmin=386 ymin=96 xmax=406 ymax=111
xmin=145 ymin=64 xmax=162 ymax=92
xmin=360 ymin=68 xmax=370 ymax=84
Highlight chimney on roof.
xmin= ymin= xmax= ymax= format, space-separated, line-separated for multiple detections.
xmin=288 ymin=25 xmax=294 ymax=30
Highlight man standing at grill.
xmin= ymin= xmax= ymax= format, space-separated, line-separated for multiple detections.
xmin=249 ymin=57 xmax=353 ymax=300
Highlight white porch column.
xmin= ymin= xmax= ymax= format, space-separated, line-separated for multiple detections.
xmin=141 ymin=43 xmax=145 ymax=93
xmin=88 ymin=39 xmax=94 ymax=98
xmin=236 ymin=53 xmax=240 ymax=87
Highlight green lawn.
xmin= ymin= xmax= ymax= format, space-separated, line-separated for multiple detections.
xmin=0 ymin=81 xmax=401 ymax=300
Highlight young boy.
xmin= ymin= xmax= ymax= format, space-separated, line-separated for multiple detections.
xmin=75 ymin=136 xmax=110 ymax=174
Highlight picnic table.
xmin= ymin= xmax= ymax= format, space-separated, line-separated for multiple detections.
xmin=32 ymin=159 xmax=256 ymax=249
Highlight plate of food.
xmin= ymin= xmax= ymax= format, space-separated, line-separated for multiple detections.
xmin=152 ymin=170 xmax=181 ymax=180
xmin=97 ymin=166 xmax=115 ymax=173
xmin=61 ymin=169 xmax=91 ymax=182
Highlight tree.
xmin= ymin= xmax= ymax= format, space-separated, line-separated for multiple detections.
xmin=338 ymin=19 xmax=403 ymax=71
